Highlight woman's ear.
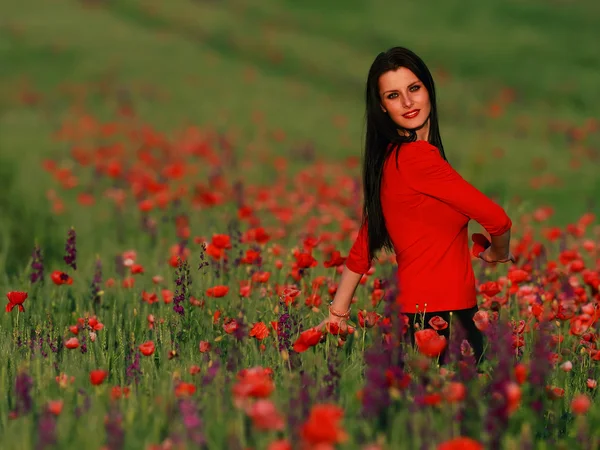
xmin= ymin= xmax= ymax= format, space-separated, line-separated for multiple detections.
xmin=380 ymin=105 xmax=387 ymax=113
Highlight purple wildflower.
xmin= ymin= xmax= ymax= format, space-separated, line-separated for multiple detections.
xmin=448 ymin=322 xmax=477 ymax=382
xmin=361 ymin=334 xmax=391 ymax=421
xmin=30 ymin=244 xmax=44 ymax=284
xmin=39 ymin=334 xmax=48 ymax=358
xmin=201 ymin=357 xmax=220 ymax=386
xmin=12 ymin=370 xmax=33 ymax=417
xmin=528 ymin=320 xmax=553 ymax=414
xmin=361 ymin=272 xmax=405 ymax=428
xmin=173 ymin=258 xmax=188 ymax=316
xmin=80 ymin=333 xmax=88 ymax=354
xmin=104 ymin=406 xmax=125 ymax=450
xmin=317 ymin=346 xmax=341 ymax=402
xmin=74 ymin=388 xmax=91 ymax=418
xmin=276 ymin=300 xmax=301 ymax=369
xmin=287 ymin=370 xmax=314 ymax=441
xmin=197 ymin=242 xmax=209 ymax=272
xmin=125 ymin=348 xmax=143 ymax=385
xmin=483 ymin=318 xmax=514 ymax=450
xmin=63 ymin=227 xmax=77 ymax=270
xmin=227 ymin=220 xmax=244 ymax=267
xmin=448 ymin=322 xmax=479 ymax=437
xmin=36 ymin=410 xmax=57 ymax=450
xmin=46 ymin=333 xmax=63 ymax=354
xmin=178 ymin=399 xmax=207 ymax=447
xmin=232 ymin=305 xmax=247 ymax=342
xmin=91 ymin=257 xmax=103 ymax=306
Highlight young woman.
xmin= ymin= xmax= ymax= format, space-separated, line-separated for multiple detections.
xmin=317 ymin=47 xmax=515 ymax=365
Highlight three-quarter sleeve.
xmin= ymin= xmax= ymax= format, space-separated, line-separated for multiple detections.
xmin=345 ymin=221 xmax=372 ymax=274
xmin=400 ymin=141 xmax=512 ymax=236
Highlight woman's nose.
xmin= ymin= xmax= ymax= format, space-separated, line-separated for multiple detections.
xmin=402 ymin=94 xmax=414 ymax=109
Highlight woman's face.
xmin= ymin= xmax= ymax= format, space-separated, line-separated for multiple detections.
xmin=378 ymin=67 xmax=431 ymax=133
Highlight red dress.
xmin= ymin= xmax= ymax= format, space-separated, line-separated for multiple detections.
xmin=344 ymin=140 xmax=512 ymax=313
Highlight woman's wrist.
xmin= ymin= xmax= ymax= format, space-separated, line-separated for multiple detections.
xmin=329 ymin=301 xmax=351 ymax=318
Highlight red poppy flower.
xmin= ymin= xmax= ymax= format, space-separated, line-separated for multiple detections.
xmin=514 ymin=363 xmax=528 ymax=384
xmin=199 ymin=341 xmax=211 ymax=353
xmin=90 ymin=370 xmax=108 ymax=385
xmin=6 ymin=291 xmax=28 ymax=312
xmin=223 ymin=318 xmax=239 ymax=334
xmin=442 ymin=382 xmax=466 ymax=403
xmin=326 ymin=322 xmax=355 ymax=336
xmin=206 ymin=285 xmax=229 ymax=297
xmin=46 ymin=400 xmax=64 ymax=416
xmin=111 ymin=386 xmax=131 ymax=401
xmin=232 ymin=367 xmax=274 ymax=406
xmin=479 ymin=281 xmax=502 ymax=297
xmin=292 ymin=329 xmax=324 ymax=353
xmin=471 ymin=233 xmax=491 ymax=257
xmin=211 ymin=234 xmax=232 ymax=249
xmin=175 ymin=382 xmax=196 ymax=398
xmin=122 ymin=277 xmax=135 ymax=288
xmin=473 ymin=310 xmax=490 ymax=331
xmin=252 ymin=271 xmax=271 ymax=283
xmin=508 ymin=269 xmax=530 ymax=284
xmin=506 ymin=382 xmax=521 ymax=414
xmin=428 ymin=315 xmax=448 ymax=331
xmin=65 ymin=338 xmax=80 ymax=349
xmin=300 ymin=404 xmax=347 ymax=446
xmin=130 ymin=264 xmax=145 ymax=274
xmin=570 ymin=393 xmax=591 ymax=415
xmin=161 ymin=289 xmax=173 ymax=304
xmin=247 ymin=399 xmax=285 ymax=431
xmin=139 ymin=341 xmax=155 ymax=356
xmin=437 ymin=437 xmax=483 ymax=450
xmin=323 ymin=250 xmax=346 ymax=268
xmin=358 ymin=310 xmax=381 ymax=328
xmin=295 ymin=252 xmax=317 ymax=269
xmin=51 ymin=271 xmax=73 ymax=285
xmin=85 ymin=316 xmax=103 ymax=331
xmin=414 ymin=329 xmax=447 ymax=358
xmin=249 ymin=322 xmax=270 ymax=340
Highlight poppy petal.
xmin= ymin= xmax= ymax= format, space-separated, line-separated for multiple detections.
xmin=471 ymin=233 xmax=491 ymax=257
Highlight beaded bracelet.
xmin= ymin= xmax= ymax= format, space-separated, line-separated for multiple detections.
xmin=328 ymin=302 xmax=351 ymax=319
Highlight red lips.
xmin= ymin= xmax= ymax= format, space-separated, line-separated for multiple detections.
xmin=402 ymin=109 xmax=420 ymax=119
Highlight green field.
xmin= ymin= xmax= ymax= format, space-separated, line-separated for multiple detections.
xmin=2 ymin=0 xmax=600 ymax=227
xmin=1 ymin=1 xmax=600 ymax=449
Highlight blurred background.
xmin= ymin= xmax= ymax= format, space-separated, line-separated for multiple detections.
xmin=1 ymin=0 xmax=599 ymax=274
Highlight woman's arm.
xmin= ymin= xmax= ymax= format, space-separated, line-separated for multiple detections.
xmin=400 ymin=141 xmax=513 ymax=242
xmin=316 ymin=265 xmax=363 ymax=334
xmin=490 ymin=229 xmax=511 ymax=259
xmin=330 ymin=265 xmax=364 ymax=314
xmin=315 ymin=223 xmax=370 ymax=334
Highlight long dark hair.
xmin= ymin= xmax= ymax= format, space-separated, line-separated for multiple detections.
xmin=362 ymin=46 xmax=446 ymax=261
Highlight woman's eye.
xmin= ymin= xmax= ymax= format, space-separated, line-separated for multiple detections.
xmin=409 ymin=85 xmax=421 ymax=92
xmin=387 ymin=93 xmax=398 ymax=99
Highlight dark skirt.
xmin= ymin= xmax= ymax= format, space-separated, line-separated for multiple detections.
xmin=403 ymin=305 xmax=485 ymax=366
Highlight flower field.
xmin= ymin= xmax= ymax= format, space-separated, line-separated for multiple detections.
xmin=1 ymin=1 xmax=600 ymax=449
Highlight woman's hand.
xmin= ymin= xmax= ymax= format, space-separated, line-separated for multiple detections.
xmin=315 ymin=311 xmax=355 ymax=346
xmin=478 ymin=246 xmax=516 ymax=264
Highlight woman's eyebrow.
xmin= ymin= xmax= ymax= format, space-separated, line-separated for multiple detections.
xmin=382 ymin=81 xmax=421 ymax=95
